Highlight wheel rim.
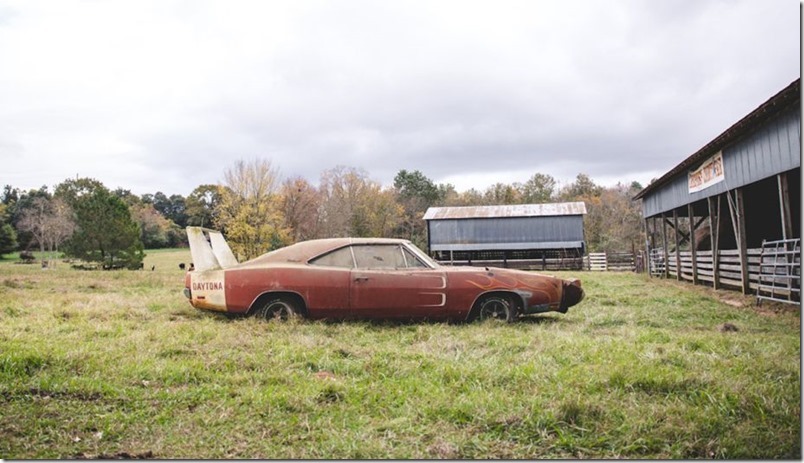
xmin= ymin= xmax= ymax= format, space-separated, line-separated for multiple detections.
xmin=263 ymin=300 xmax=295 ymax=321
xmin=479 ymin=298 xmax=510 ymax=321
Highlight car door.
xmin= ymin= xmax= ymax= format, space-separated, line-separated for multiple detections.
xmin=349 ymin=244 xmax=447 ymax=319
xmin=305 ymin=246 xmax=354 ymax=319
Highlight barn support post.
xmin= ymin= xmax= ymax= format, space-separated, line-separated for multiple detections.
xmin=661 ymin=212 xmax=669 ymax=279
xmin=688 ymin=203 xmax=698 ymax=285
xmin=727 ymin=188 xmax=750 ymax=294
xmin=708 ymin=195 xmax=721 ymax=289
xmin=778 ymin=172 xmax=793 ymax=240
xmin=426 ymin=220 xmax=432 ymax=257
xmin=646 ymin=218 xmax=654 ymax=276
xmin=673 ymin=209 xmax=681 ymax=281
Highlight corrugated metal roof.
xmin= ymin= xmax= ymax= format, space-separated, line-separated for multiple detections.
xmin=423 ymin=202 xmax=587 ymax=220
xmin=633 ymin=77 xmax=801 ymax=201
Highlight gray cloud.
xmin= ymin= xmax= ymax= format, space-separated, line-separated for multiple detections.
xmin=1 ymin=0 xmax=799 ymax=196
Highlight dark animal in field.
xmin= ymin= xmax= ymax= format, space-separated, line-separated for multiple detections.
xmin=179 ymin=263 xmax=186 ymax=270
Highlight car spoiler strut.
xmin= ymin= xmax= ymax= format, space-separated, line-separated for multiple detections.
xmin=186 ymin=227 xmax=239 ymax=271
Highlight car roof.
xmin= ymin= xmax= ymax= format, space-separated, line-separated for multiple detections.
xmin=241 ymin=237 xmax=412 ymax=266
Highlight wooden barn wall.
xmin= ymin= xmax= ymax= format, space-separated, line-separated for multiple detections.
xmin=642 ymin=108 xmax=801 ymax=218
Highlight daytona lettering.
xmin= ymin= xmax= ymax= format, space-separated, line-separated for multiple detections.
xmin=193 ymin=282 xmax=224 ymax=291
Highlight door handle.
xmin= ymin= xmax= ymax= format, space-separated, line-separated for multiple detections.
xmin=354 ymin=276 xmax=370 ymax=282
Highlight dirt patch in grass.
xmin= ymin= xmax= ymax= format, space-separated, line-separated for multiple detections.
xmin=427 ymin=440 xmax=459 ymax=459
xmin=0 ymin=388 xmax=104 ymax=402
xmin=718 ymin=322 xmax=739 ymax=332
xmin=74 ymin=450 xmax=155 ymax=459
xmin=753 ymin=300 xmax=801 ymax=317
xmin=2 ymin=278 xmax=33 ymax=289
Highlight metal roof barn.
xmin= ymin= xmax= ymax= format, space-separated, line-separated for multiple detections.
xmin=634 ymin=78 xmax=800 ymax=304
xmin=424 ymin=202 xmax=588 ymax=270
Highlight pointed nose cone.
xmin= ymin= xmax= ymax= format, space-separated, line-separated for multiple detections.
xmin=558 ymin=279 xmax=584 ymax=313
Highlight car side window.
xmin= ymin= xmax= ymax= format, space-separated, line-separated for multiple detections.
xmin=309 ymin=247 xmax=355 ymax=269
xmin=353 ymin=245 xmax=406 ymax=269
xmin=402 ymin=247 xmax=427 ymax=268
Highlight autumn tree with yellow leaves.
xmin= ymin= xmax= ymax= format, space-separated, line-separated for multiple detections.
xmin=214 ymin=159 xmax=291 ymax=261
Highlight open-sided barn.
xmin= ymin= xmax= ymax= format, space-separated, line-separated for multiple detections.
xmin=634 ymin=78 xmax=800 ymax=304
xmin=423 ymin=202 xmax=587 ymax=270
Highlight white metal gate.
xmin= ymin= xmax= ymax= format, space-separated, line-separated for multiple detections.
xmin=756 ymin=238 xmax=801 ymax=305
xmin=648 ymin=248 xmax=666 ymax=277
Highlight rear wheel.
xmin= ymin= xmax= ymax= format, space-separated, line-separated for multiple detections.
xmin=474 ymin=295 xmax=517 ymax=323
xmin=255 ymin=297 xmax=301 ymax=321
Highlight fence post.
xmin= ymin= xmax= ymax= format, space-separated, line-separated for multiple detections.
xmin=662 ymin=213 xmax=669 ymax=279
xmin=673 ymin=210 xmax=681 ymax=281
xmin=688 ymin=203 xmax=698 ymax=285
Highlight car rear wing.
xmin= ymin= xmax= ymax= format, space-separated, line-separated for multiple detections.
xmin=186 ymin=227 xmax=239 ymax=271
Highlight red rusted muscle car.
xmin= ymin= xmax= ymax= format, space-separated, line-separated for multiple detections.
xmin=183 ymin=227 xmax=584 ymax=322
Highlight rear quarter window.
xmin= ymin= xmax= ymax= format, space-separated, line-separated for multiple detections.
xmin=309 ymin=247 xmax=355 ymax=268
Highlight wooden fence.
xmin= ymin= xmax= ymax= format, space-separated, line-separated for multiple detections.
xmin=648 ymin=244 xmax=801 ymax=304
xmin=585 ymin=252 xmax=637 ymax=272
xmin=667 ymin=249 xmax=762 ymax=288
xmin=436 ymin=251 xmax=649 ymax=273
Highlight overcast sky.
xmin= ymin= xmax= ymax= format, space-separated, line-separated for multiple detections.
xmin=0 ymin=0 xmax=800 ymax=197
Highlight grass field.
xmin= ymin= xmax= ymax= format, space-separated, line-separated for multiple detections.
xmin=0 ymin=249 xmax=799 ymax=458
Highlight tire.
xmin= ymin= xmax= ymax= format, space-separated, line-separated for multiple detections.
xmin=474 ymin=294 xmax=517 ymax=323
xmin=254 ymin=297 xmax=301 ymax=321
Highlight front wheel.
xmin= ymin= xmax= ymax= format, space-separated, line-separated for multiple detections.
xmin=255 ymin=297 xmax=301 ymax=321
xmin=474 ymin=295 xmax=517 ymax=323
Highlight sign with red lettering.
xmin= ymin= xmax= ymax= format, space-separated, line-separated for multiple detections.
xmin=688 ymin=151 xmax=725 ymax=194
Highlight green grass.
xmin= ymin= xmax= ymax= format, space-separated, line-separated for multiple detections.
xmin=0 ymin=249 xmax=799 ymax=458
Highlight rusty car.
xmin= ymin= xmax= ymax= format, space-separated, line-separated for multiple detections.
xmin=183 ymin=227 xmax=584 ymax=322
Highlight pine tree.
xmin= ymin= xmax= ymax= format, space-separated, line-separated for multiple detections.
xmin=57 ymin=179 xmax=144 ymax=269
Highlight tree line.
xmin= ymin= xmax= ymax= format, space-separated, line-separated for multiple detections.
xmin=0 ymin=159 xmax=645 ymax=266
